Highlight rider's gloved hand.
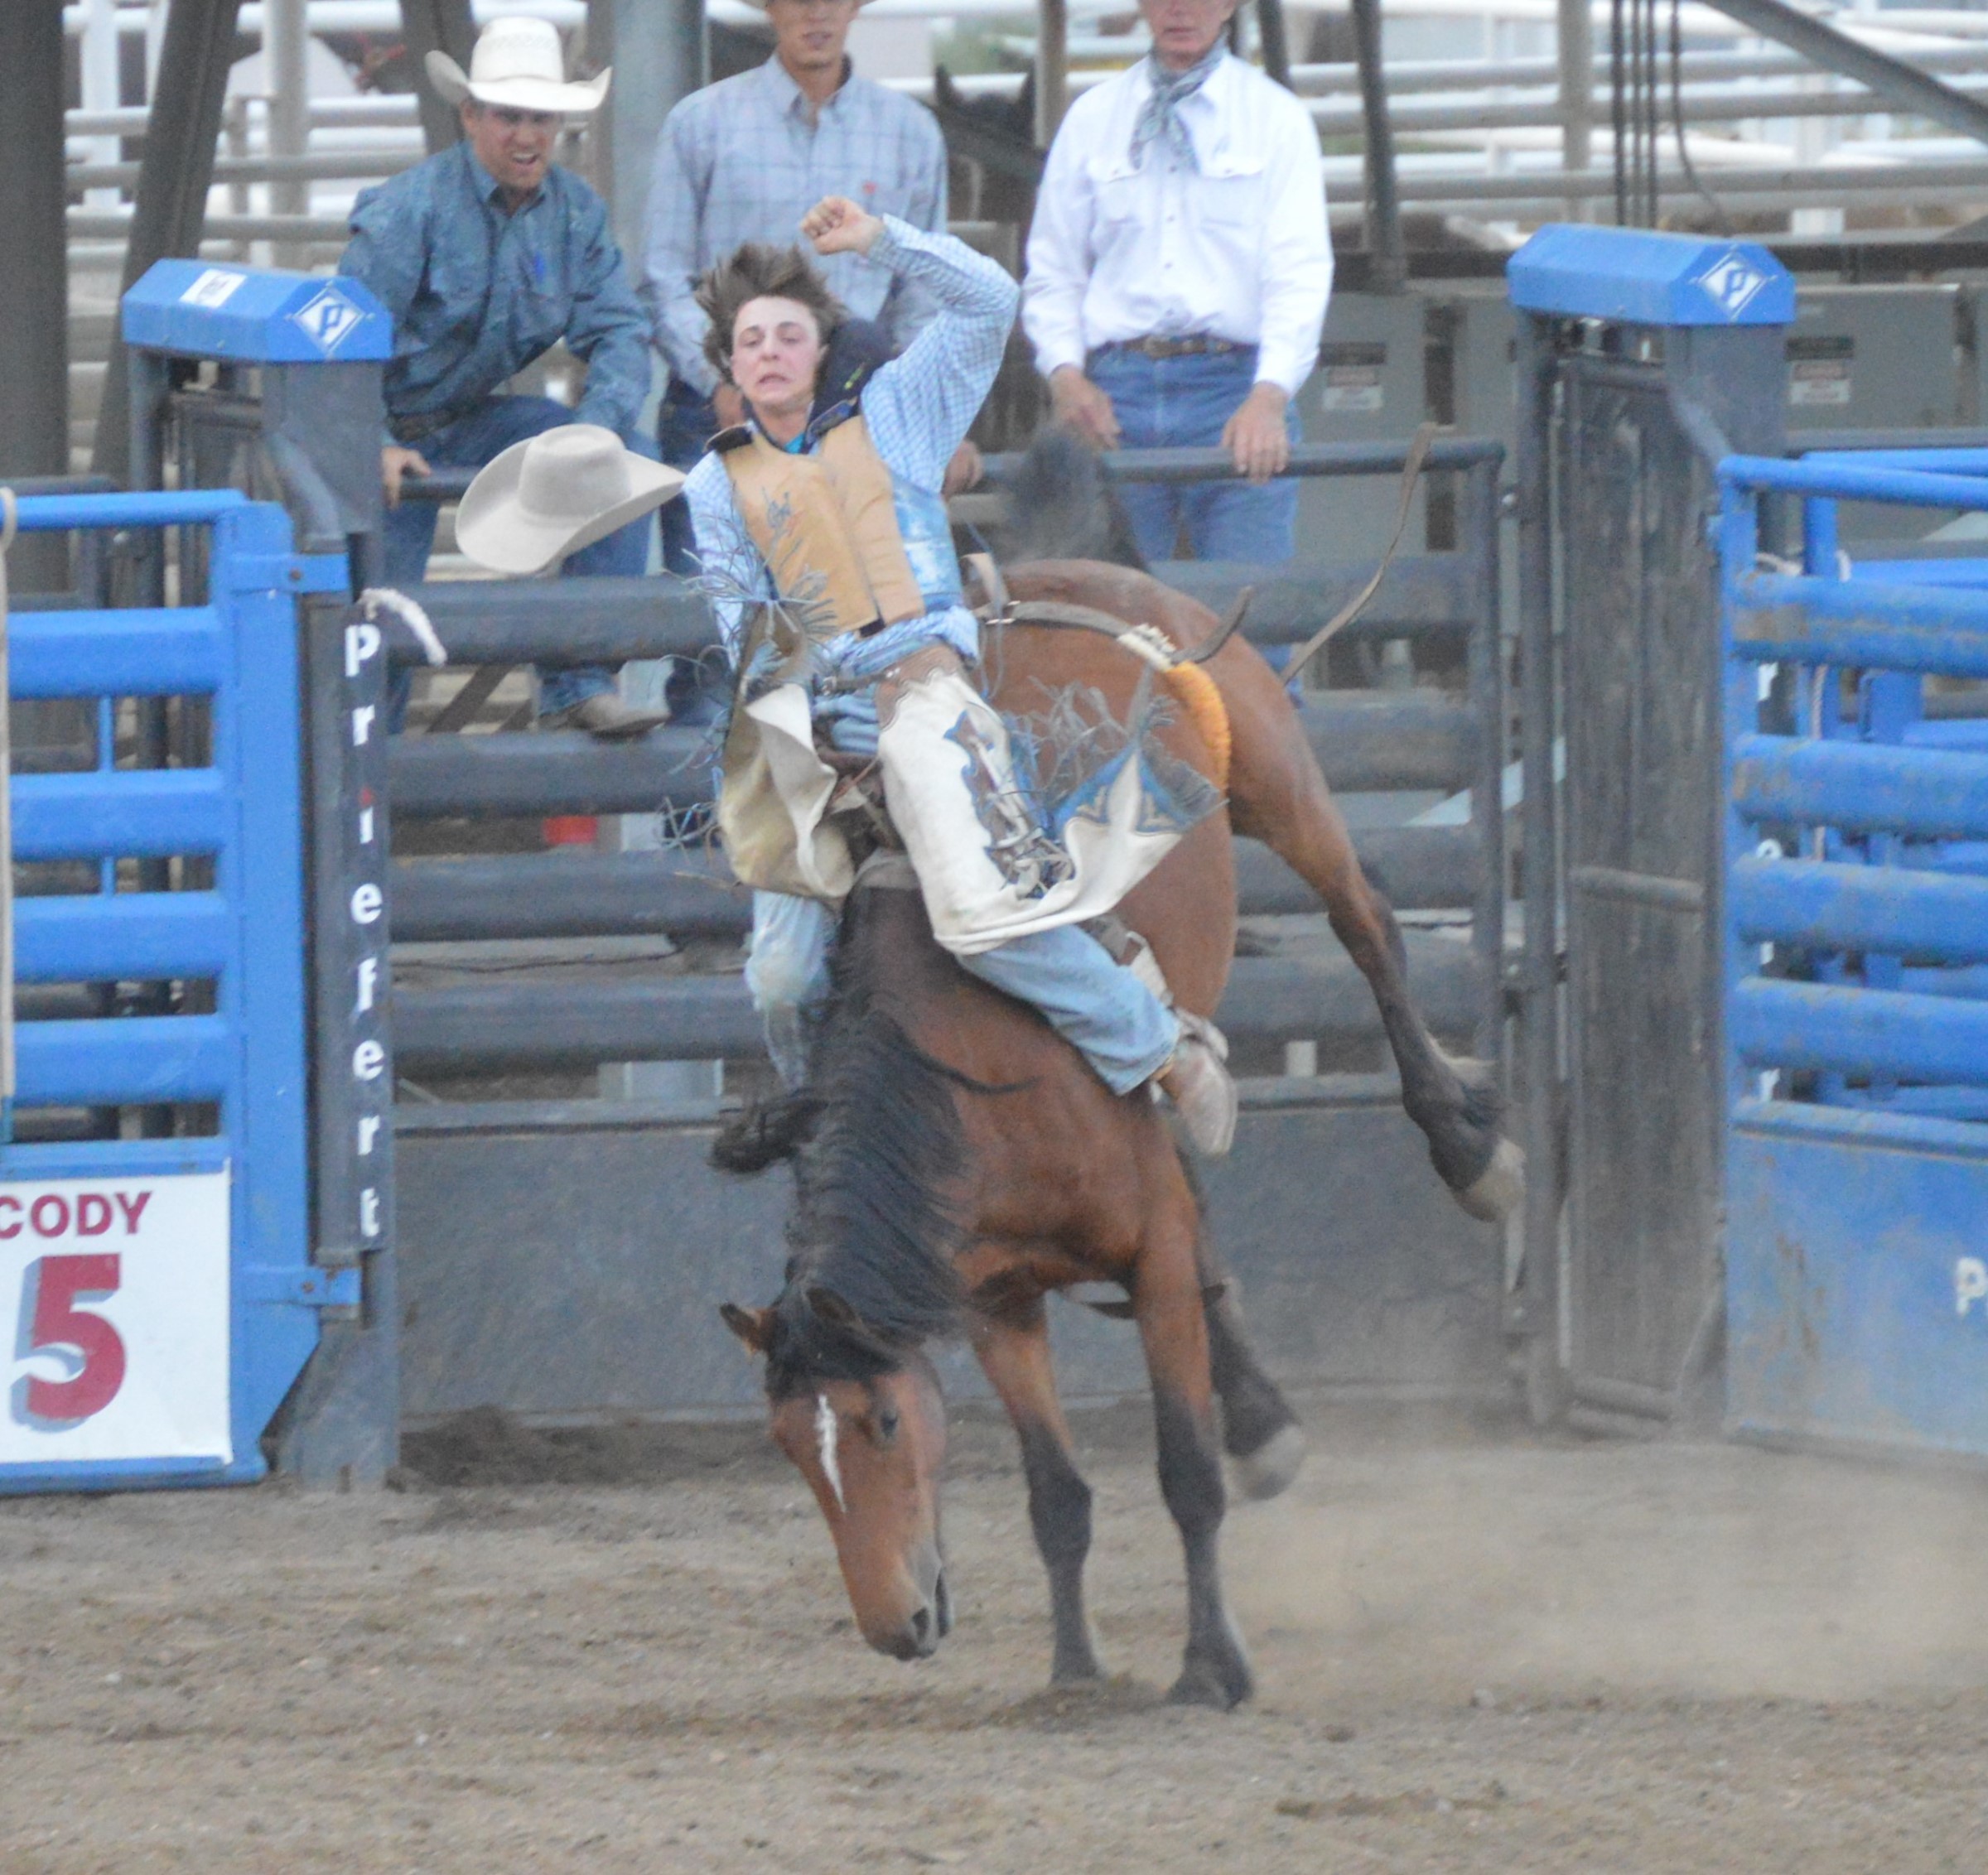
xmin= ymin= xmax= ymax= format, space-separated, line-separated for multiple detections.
xmin=815 ymin=689 xmax=881 ymax=759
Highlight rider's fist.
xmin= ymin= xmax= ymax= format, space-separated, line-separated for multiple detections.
xmin=801 ymin=195 xmax=883 ymax=258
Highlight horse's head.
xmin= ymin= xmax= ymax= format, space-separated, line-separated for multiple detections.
xmin=722 ymin=1286 xmax=953 ymax=1661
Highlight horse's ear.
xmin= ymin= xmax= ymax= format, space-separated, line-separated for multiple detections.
xmin=720 ymin=1303 xmax=774 ymax=1355
xmin=805 ymin=1286 xmax=863 ymax=1332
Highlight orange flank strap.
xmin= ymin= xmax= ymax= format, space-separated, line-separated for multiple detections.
xmin=1159 ymin=658 xmax=1231 ymax=797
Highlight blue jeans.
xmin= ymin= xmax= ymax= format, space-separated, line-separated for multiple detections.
xmin=382 ymin=395 xmax=656 ymax=723
xmin=746 ymin=890 xmax=1178 ymax=1097
xmin=1085 ymin=345 xmax=1299 ymax=566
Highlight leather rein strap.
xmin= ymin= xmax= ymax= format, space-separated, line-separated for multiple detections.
xmin=1277 ymin=419 xmax=1439 ymax=683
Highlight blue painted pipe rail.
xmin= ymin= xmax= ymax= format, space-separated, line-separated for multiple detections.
xmin=13 ymin=769 xmax=230 ymax=862
xmin=1731 ymin=856 xmax=1988 ymax=964
xmin=1721 ymin=454 xmax=1988 ymax=511
xmin=15 ymin=895 xmax=233 ymax=984
xmin=12 ymin=609 xmax=229 ymax=698
xmin=14 ymin=1017 xmax=237 ymax=1106
xmin=1733 ymin=980 xmax=1988 ymax=1085
xmin=11 ymin=489 xmax=249 ymax=531
xmin=1733 ymin=573 xmax=1988 ymax=680
xmin=1732 ymin=735 xmax=1988 ymax=841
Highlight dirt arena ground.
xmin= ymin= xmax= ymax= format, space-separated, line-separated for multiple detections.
xmin=4 ymin=1397 xmax=1988 ymax=1874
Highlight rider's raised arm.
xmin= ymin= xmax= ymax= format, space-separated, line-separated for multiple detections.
xmin=683 ymin=454 xmax=765 ymax=664
xmin=859 ymin=218 xmax=1020 ymax=491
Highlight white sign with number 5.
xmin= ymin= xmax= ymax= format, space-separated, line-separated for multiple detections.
xmin=0 ymin=1169 xmax=232 ymax=1468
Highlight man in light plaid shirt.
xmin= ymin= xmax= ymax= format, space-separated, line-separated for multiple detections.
xmin=644 ymin=0 xmax=979 ymax=585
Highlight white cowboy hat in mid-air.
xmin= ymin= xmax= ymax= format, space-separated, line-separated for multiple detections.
xmin=456 ymin=427 xmax=684 ymax=576
xmin=426 ymin=17 xmax=610 ymax=115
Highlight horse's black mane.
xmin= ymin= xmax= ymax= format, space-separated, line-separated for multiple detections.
xmin=764 ymin=899 xmax=970 ymax=1395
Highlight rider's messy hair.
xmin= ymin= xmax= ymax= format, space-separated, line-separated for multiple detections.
xmin=696 ymin=243 xmax=847 ymax=385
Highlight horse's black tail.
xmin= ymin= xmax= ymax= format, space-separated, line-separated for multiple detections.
xmin=1002 ymin=424 xmax=1149 ymax=572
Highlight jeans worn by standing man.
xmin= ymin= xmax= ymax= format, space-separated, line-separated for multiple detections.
xmin=339 ymin=16 xmax=665 ymax=737
xmin=644 ymin=0 xmax=972 ymax=586
xmin=1021 ymin=0 xmax=1333 ymax=567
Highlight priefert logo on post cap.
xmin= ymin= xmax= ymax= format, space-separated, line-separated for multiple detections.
xmin=290 ymin=283 xmax=367 ymax=356
xmin=1693 ymin=250 xmax=1771 ymax=322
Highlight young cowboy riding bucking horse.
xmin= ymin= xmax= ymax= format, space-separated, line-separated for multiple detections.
xmin=681 ymin=197 xmax=1238 ymax=1154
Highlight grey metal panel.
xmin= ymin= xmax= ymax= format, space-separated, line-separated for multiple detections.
xmin=1293 ymin=296 xmax=1431 ymax=571
xmin=1785 ymin=287 xmax=1964 ymax=545
xmin=393 ymin=1095 xmax=1502 ymax=1420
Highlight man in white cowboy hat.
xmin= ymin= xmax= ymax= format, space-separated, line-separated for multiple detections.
xmin=642 ymin=0 xmax=972 ymax=591
xmin=338 ymin=15 xmax=665 ymax=738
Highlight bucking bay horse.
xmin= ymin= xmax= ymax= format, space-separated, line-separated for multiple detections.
xmin=717 ymin=455 xmax=1522 ymax=1705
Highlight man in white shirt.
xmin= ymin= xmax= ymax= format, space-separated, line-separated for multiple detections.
xmin=1021 ymin=0 xmax=1332 ymax=566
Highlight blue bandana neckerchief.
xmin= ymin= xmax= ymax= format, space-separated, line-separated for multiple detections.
xmin=1128 ymin=45 xmax=1224 ymax=174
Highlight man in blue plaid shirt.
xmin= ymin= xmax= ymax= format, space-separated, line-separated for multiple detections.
xmin=643 ymin=0 xmax=977 ymax=585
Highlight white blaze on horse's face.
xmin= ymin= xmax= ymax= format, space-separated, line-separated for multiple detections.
xmin=815 ymin=1392 xmax=846 ymax=1513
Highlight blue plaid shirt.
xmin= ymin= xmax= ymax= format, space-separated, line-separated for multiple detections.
xmin=644 ymin=57 xmax=949 ymax=399
xmin=685 ymin=218 xmax=1017 ymax=673
xmin=340 ymin=142 xmax=651 ymax=437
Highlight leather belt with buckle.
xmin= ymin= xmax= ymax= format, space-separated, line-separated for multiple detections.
xmin=1098 ymin=335 xmax=1247 ymax=362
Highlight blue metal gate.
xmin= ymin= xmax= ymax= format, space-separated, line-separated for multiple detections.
xmin=2 ymin=487 xmax=349 ymax=1490
xmin=1719 ymin=452 xmax=1988 ymax=1456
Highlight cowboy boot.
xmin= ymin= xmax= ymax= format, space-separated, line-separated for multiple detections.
xmin=1157 ymin=1009 xmax=1238 ymax=1158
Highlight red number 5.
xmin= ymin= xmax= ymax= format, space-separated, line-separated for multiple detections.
xmin=22 ymin=1255 xmax=127 ymax=1423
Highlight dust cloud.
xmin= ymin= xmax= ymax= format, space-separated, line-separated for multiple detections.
xmin=1223 ymin=1403 xmax=1988 ymax=1709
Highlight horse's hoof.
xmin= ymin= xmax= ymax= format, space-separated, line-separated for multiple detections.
xmin=1232 ymin=1423 xmax=1306 ymax=1501
xmin=1166 ymin=1648 xmax=1254 ymax=1711
xmin=1455 ymin=1137 xmax=1525 ymax=1224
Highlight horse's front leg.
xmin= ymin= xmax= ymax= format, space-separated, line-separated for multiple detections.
xmin=971 ymin=1299 xmax=1104 ymax=1687
xmin=1133 ymin=1183 xmax=1254 ymax=1709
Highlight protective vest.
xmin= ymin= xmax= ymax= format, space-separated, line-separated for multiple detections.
xmin=716 ymin=413 xmax=961 ymax=642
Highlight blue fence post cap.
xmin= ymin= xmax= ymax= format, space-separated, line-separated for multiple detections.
xmin=1508 ymin=224 xmax=1795 ymax=327
xmin=121 ymin=259 xmax=393 ymax=364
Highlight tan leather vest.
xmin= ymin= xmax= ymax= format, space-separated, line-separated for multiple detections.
xmin=717 ymin=417 xmax=926 ymax=642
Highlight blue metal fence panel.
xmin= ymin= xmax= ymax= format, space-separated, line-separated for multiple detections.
xmin=1718 ymin=453 xmax=1988 ymax=1456
xmin=1728 ymin=1102 xmax=1988 ymax=1455
xmin=0 ymin=493 xmax=320 ymax=1491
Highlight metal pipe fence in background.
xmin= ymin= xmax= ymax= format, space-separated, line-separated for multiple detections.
xmin=383 ymin=437 xmax=1509 ymax=1083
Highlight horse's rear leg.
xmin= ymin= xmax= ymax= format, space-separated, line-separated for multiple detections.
xmin=972 ymin=1302 xmax=1105 ymax=1687
xmin=1135 ymin=1176 xmax=1254 ymax=1709
xmin=1233 ymin=728 xmax=1522 ymax=1222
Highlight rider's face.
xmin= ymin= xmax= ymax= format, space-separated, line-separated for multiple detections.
xmin=730 ymin=296 xmax=827 ymax=424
